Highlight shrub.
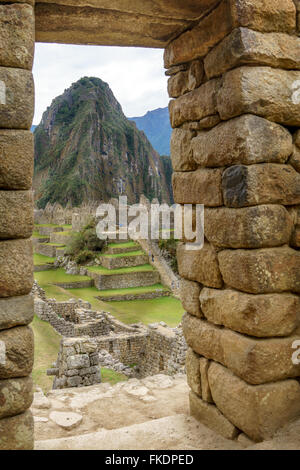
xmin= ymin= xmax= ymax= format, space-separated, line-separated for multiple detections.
xmin=66 ymin=218 xmax=105 ymax=264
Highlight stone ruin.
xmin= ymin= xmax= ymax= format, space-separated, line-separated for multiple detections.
xmin=32 ymin=283 xmax=187 ymax=389
xmin=1 ymin=0 xmax=300 ymax=450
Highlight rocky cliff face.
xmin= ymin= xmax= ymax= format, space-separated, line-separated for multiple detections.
xmin=33 ymin=77 xmax=172 ymax=208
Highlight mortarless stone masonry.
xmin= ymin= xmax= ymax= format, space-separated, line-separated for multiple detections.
xmin=169 ymin=0 xmax=300 ymax=442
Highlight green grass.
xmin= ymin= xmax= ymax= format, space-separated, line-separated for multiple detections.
xmin=35 ymin=224 xmax=72 ymax=229
xmin=107 ymin=241 xmax=138 ymax=249
xmin=101 ymin=368 xmax=128 ymax=385
xmin=101 ymin=250 xmax=144 ymax=259
xmin=31 ymin=315 xmax=61 ymax=393
xmin=34 ymin=253 xmax=56 ymax=266
xmin=32 ymin=231 xmax=49 ymax=239
xmin=104 ymin=296 xmax=184 ymax=327
xmin=53 ymin=231 xmax=73 ymax=237
xmin=40 ymin=243 xmax=66 ymax=247
xmin=97 ymin=284 xmax=169 ymax=298
xmin=35 ymin=268 xmax=91 ymax=286
xmin=87 ymin=264 xmax=154 ymax=276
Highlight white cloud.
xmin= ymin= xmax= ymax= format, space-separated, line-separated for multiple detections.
xmin=33 ymin=43 xmax=169 ymax=124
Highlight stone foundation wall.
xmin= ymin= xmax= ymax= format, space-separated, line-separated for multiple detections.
xmin=0 ymin=2 xmax=35 ymax=450
xmin=167 ymin=0 xmax=300 ymax=442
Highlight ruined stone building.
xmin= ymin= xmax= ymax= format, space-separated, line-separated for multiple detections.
xmin=0 ymin=0 xmax=300 ymax=450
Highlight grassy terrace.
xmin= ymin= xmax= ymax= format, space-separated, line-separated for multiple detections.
xmin=100 ymin=250 xmax=144 ymax=259
xmin=97 ymin=283 xmax=169 ymax=298
xmin=35 ymin=268 xmax=91 ymax=286
xmin=34 ymin=253 xmax=56 ymax=266
xmin=40 ymin=243 xmax=66 ymax=247
xmin=32 ymin=231 xmax=49 ymax=239
xmin=35 ymin=224 xmax=72 ymax=229
xmin=107 ymin=241 xmax=138 ymax=249
xmin=87 ymin=264 xmax=155 ymax=276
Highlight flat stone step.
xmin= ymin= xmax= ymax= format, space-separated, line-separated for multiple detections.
xmin=50 ymin=231 xmax=73 ymax=245
xmin=99 ymin=251 xmax=149 ymax=269
xmin=35 ymin=242 xmax=66 ymax=258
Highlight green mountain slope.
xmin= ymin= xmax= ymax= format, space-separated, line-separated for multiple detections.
xmin=34 ymin=77 xmax=172 ymax=208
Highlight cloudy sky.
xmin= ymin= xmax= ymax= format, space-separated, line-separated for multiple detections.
xmin=32 ymin=43 xmax=169 ymax=125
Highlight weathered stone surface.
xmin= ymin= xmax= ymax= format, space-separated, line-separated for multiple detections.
xmin=205 ymin=28 xmax=300 ymax=79
xmin=173 ymin=169 xmax=223 ymax=206
xmin=179 ymin=279 xmax=203 ymax=318
xmin=182 ymin=313 xmax=300 ymax=384
xmin=49 ymin=411 xmax=83 ymax=430
xmin=0 ymin=239 xmax=33 ymax=297
xmin=222 ymin=164 xmax=300 ymax=208
xmin=189 ymin=391 xmax=238 ymax=440
xmin=0 ymin=4 xmax=34 ymax=70
xmin=186 ymin=348 xmax=201 ymax=396
xmin=0 ymin=409 xmax=33 ymax=450
xmin=168 ymin=71 xmax=189 ymax=98
xmin=0 ymin=295 xmax=34 ymax=331
xmin=35 ymin=2 xmax=197 ymax=48
xmin=187 ymin=60 xmax=204 ymax=92
xmin=170 ymin=128 xmax=196 ymax=172
xmin=0 ymin=68 xmax=34 ymax=129
xmin=192 ymin=115 xmax=293 ymax=167
xmin=0 ymin=130 xmax=33 ymax=190
xmin=289 ymin=145 xmax=300 ymax=173
xmin=217 ymin=67 xmax=300 ymax=126
xmin=204 ymin=205 xmax=293 ymax=248
xmin=177 ymin=242 xmax=223 ymax=289
xmin=0 ymin=191 xmax=33 ymax=239
xmin=0 ymin=326 xmax=34 ymax=379
xmin=200 ymin=288 xmax=300 ymax=337
xmin=0 ymin=376 xmax=33 ymax=419
xmin=169 ymin=78 xmax=221 ymax=128
xmin=208 ymin=362 xmax=300 ymax=441
xmin=32 ymin=391 xmax=51 ymax=410
xmin=218 ymin=246 xmax=300 ymax=294
xmin=199 ymin=358 xmax=213 ymax=403
xmin=294 ymin=129 xmax=300 ymax=148
xmin=165 ymin=0 xmax=296 ymax=67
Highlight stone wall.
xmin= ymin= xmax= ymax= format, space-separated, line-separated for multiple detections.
xmin=0 ymin=2 xmax=35 ymax=450
xmin=167 ymin=0 xmax=300 ymax=442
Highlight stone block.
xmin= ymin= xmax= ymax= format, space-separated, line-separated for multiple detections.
xmin=179 ymin=279 xmax=203 ymax=318
xmin=222 ymin=164 xmax=300 ymax=208
xmin=217 ymin=67 xmax=300 ymax=126
xmin=204 ymin=205 xmax=293 ymax=248
xmin=0 ymin=239 xmax=33 ymax=297
xmin=199 ymin=357 xmax=213 ymax=403
xmin=0 ymin=130 xmax=33 ymax=189
xmin=164 ymin=0 xmax=296 ymax=67
xmin=168 ymin=70 xmax=189 ymax=98
xmin=186 ymin=348 xmax=201 ymax=396
xmin=170 ymin=128 xmax=196 ymax=172
xmin=0 ymin=295 xmax=34 ymax=331
xmin=205 ymin=28 xmax=300 ymax=79
xmin=218 ymin=246 xmax=300 ymax=294
xmin=200 ymin=288 xmax=300 ymax=337
xmin=192 ymin=115 xmax=293 ymax=167
xmin=208 ymin=362 xmax=300 ymax=442
xmin=0 ymin=376 xmax=33 ymax=419
xmin=182 ymin=313 xmax=300 ymax=384
xmin=67 ymin=354 xmax=90 ymax=370
xmin=0 ymin=409 xmax=33 ymax=450
xmin=189 ymin=391 xmax=238 ymax=440
xmin=172 ymin=168 xmax=223 ymax=206
xmin=0 ymin=190 xmax=33 ymax=239
xmin=169 ymin=78 xmax=220 ymax=128
xmin=177 ymin=242 xmax=223 ymax=289
xmin=0 ymin=4 xmax=34 ymax=70
xmin=0 ymin=67 xmax=34 ymax=129
xmin=289 ymin=145 xmax=300 ymax=173
xmin=0 ymin=326 xmax=34 ymax=379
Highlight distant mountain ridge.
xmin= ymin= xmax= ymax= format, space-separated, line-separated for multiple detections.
xmin=33 ymin=77 xmax=172 ymax=208
xmin=129 ymin=107 xmax=172 ymax=156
